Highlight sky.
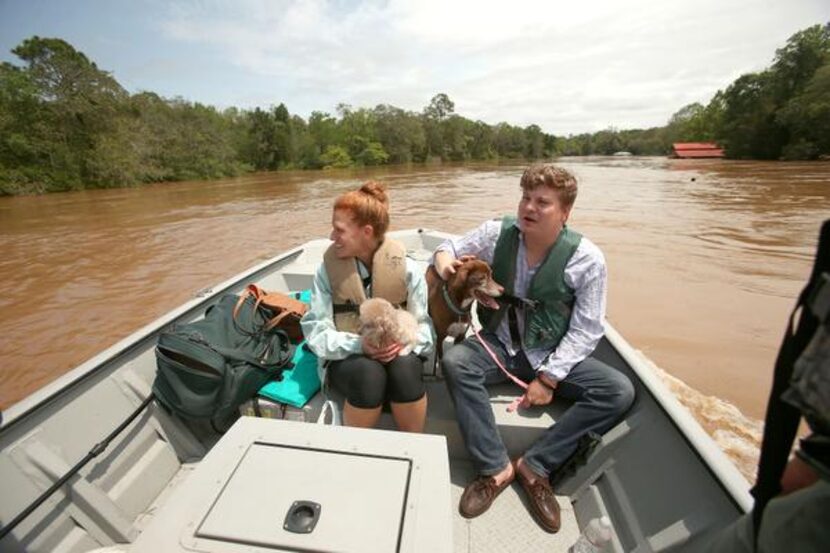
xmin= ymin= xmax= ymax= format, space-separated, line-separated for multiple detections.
xmin=1 ymin=0 xmax=828 ymax=135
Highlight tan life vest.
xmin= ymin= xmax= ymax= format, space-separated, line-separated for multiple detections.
xmin=323 ymin=238 xmax=408 ymax=333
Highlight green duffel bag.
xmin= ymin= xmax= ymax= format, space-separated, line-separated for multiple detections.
xmin=152 ymin=293 xmax=294 ymax=429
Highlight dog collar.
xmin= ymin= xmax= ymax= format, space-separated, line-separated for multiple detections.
xmin=441 ymin=282 xmax=470 ymax=317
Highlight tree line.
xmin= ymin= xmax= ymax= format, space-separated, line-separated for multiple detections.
xmin=0 ymin=37 xmax=555 ymax=195
xmin=1 ymin=23 xmax=827 ymax=195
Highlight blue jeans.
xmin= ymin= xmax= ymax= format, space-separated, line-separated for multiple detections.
xmin=443 ymin=333 xmax=635 ymax=479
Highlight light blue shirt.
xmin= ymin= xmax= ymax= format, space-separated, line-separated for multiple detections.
xmin=435 ymin=219 xmax=607 ymax=382
xmin=301 ymin=256 xmax=435 ymax=365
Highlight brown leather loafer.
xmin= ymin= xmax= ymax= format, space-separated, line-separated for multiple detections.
xmin=516 ymin=469 xmax=561 ymax=533
xmin=459 ymin=475 xmax=512 ymax=518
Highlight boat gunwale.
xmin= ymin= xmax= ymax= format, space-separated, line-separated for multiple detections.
xmin=603 ymin=324 xmax=753 ymax=513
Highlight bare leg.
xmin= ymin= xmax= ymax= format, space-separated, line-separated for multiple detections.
xmin=344 ymin=401 xmax=382 ymax=428
xmin=390 ymin=395 xmax=428 ymax=432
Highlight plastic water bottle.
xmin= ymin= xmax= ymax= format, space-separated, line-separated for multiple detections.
xmin=569 ymin=516 xmax=613 ymax=552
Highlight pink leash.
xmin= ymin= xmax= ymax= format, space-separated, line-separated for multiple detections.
xmin=473 ymin=327 xmax=527 ymax=412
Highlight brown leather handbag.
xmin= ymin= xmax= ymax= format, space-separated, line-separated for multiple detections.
xmin=233 ymin=284 xmax=308 ymax=342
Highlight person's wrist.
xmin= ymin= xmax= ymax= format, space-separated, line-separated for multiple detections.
xmin=434 ymin=252 xmax=454 ymax=279
xmin=537 ymin=373 xmax=558 ymax=390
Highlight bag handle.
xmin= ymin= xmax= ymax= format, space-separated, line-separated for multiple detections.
xmin=234 ymin=284 xmax=306 ymax=331
xmin=263 ymin=309 xmax=294 ymax=331
xmin=233 ymin=284 xmax=264 ymax=322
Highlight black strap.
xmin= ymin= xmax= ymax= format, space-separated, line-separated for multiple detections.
xmin=751 ymin=218 xmax=830 ymax=537
xmin=507 ymin=305 xmax=522 ymax=349
xmin=497 ymin=293 xmax=540 ymax=311
xmin=503 ymin=293 xmax=542 ymax=349
xmin=333 ymin=300 xmax=408 ymax=314
xmin=332 ymin=302 xmax=359 ymax=314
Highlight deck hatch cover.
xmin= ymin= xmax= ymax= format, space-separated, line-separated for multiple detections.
xmin=196 ymin=441 xmax=412 ymax=553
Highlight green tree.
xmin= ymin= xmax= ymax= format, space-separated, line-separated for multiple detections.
xmin=2 ymin=36 xmax=128 ymax=190
xmin=0 ymin=62 xmax=48 ymax=193
xmin=524 ymin=124 xmax=545 ymax=159
xmin=443 ymin=115 xmax=471 ymax=161
xmin=777 ymin=62 xmax=830 ymax=159
xmin=373 ymin=104 xmax=425 ymax=163
xmin=493 ymin=123 xmax=527 ymax=158
xmin=666 ymin=103 xmax=710 ymax=142
xmin=770 ymin=23 xmax=830 ymax=102
xmin=337 ymin=104 xmax=378 ymax=160
xmin=592 ymin=128 xmax=622 ymax=155
xmin=424 ymin=93 xmax=455 ymax=120
xmin=422 ymin=93 xmax=456 ymax=161
xmin=719 ymin=72 xmax=782 ymax=159
xmin=271 ymin=103 xmax=292 ymax=167
xmin=467 ymin=120 xmax=496 ymax=160
xmin=320 ymin=145 xmax=353 ymax=168
xmin=355 ymin=142 xmax=389 ymax=165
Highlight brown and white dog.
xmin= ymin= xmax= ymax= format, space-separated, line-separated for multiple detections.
xmin=426 ymin=258 xmax=503 ymax=358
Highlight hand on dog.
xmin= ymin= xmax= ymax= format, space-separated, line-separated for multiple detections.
xmin=435 ymin=252 xmax=478 ymax=281
xmin=363 ymin=339 xmax=402 ymax=364
xmin=521 ymin=378 xmax=555 ymax=408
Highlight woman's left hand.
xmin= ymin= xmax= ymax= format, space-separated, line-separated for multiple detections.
xmin=363 ymin=340 xmax=402 ymax=363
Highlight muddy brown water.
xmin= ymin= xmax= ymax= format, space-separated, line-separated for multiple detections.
xmin=2 ymin=157 xmax=827 ymax=480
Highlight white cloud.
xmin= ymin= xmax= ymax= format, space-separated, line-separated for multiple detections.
xmin=157 ymin=0 xmax=830 ymax=133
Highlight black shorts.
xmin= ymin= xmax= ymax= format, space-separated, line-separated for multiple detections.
xmin=328 ymin=353 xmax=426 ymax=408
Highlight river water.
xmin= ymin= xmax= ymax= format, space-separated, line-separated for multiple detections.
xmin=1 ymin=157 xmax=827 ymax=480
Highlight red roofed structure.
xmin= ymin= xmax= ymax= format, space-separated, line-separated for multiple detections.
xmin=671 ymin=142 xmax=725 ymax=158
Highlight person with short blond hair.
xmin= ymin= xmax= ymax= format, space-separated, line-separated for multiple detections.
xmin=434 ymin=163 xmax=634 ymax=532
xmin=302 ymin=181 xmax=433 ymax=431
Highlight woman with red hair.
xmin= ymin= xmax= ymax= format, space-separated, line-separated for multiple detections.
xmin=301 ymin=181 xmax=434 ymax=431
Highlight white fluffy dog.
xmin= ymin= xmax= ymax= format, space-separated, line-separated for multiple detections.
xmin=358 ymin=298 xmax=419 ymax=356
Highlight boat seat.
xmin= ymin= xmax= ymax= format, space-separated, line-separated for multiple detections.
xmin=317 ymin=368 xmax=570 ymax=462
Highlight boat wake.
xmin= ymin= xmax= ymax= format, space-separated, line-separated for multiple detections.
xmin=639 ymin=353 xmax=762 ymax=485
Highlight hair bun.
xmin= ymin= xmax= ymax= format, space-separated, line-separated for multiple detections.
xmin=360 ymin=180 xmax=389 ymax=206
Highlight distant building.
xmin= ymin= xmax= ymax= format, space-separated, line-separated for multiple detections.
xmin=671 ymin=142 xmax=725 ymax=158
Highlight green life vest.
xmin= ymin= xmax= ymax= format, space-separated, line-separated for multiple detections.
xmin=479 ymin=216 xmax=582 ymax=350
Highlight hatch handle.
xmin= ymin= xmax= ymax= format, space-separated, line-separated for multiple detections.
xmin=284 ymin=500 xmax=321 ymax=534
